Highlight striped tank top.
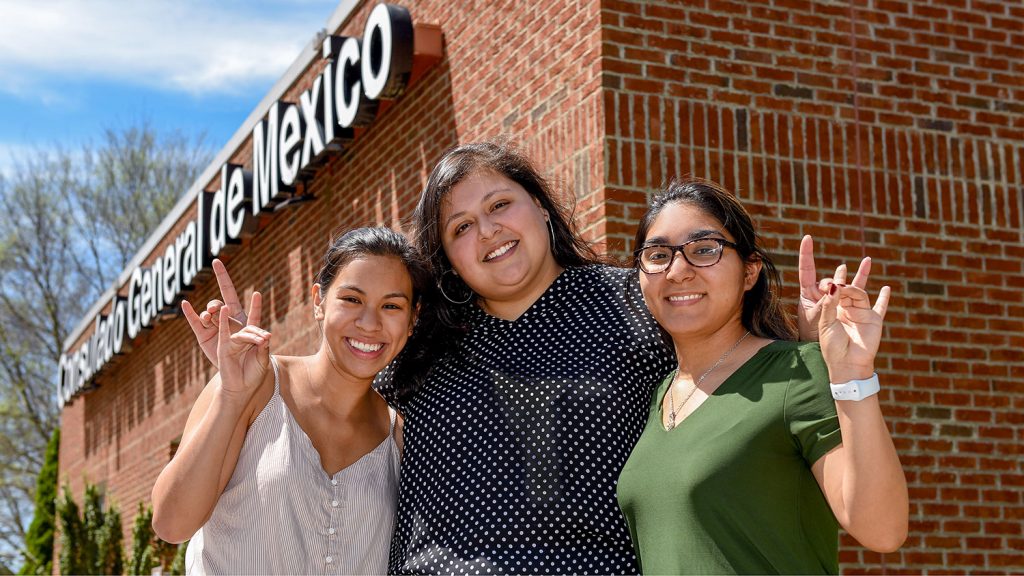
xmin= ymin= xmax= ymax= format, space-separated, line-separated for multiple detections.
xmin=186 ymin=358 xmax=399 ymax=575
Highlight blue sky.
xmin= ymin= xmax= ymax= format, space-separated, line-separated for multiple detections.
xmin=0 ymin=0 xmax=339 ymax=174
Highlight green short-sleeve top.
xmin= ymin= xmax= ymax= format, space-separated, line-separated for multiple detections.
xmin=617 ymin=341 xmax=843 ymax=575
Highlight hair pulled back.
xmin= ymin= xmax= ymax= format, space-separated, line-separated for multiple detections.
xmin=314 ymin=226 xmax=431 ymax=307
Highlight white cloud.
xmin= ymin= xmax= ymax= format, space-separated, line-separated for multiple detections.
xmin=0 ymin=0 xmax=336 ymax=98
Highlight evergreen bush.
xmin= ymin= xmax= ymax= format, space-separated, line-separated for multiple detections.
xmin=54 ymin=481 xmax=124 ymax=575
xmin=17 ymin=429 xmax=59 ymax=575
xmin=56 ymin=485 xmax=84 ymax=575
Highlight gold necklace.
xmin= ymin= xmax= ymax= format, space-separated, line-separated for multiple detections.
xmin=666 ymin=330 xmax=751 ymax=431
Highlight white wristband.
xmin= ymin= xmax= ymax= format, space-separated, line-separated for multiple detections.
xmin=830 ymin=373 xmax=880 ymax=402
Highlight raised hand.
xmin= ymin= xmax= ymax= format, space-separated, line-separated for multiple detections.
xmin=181 ymin=259 xmax=260 ymax=368
xmin=216 ymin=296 xmax=271 ymax=399
xmin=797 ymin=235 xmax=872 ymax=341
xmin=817 ymin=258 xmax=890 ymax=383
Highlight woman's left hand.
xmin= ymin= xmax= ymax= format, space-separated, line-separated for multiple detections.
xmin=817 ymin=257 xmax=890 ymax=382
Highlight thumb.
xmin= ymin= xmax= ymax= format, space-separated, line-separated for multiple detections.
xmin=874 ymin=285 xmax=891 ymax=321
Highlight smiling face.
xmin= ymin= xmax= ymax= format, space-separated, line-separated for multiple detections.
xmin=313 ymin=255 xmax=416 ymax=384
xmin=638 ymin=201 xmax=761 ymax=342
xmin=439 ymin=169 xmax=562 ymax=312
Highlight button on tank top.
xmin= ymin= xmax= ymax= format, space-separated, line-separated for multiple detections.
xmin=186 ymin=358 xmax=399 ymax=575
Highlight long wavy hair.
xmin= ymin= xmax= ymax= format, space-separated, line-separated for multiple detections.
xmin=390 ymin=141 xmax=603 ymax=401
xmin=631 ymin=178 xmax=797 ymax=342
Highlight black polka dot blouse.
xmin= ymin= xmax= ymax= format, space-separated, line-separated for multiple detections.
xmin=386 ymin=266 xmax=674 ymax=575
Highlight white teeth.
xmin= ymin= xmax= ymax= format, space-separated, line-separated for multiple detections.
xmin=668 ymin=294 xmax=703 ymax=302
xmin=348 ymin=339 xmax=384 ymax=353
xmin=485 ymin=241 xmax=516 ymax=261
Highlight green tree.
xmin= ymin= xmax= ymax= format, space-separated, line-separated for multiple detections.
xmin=54 ymin=483 xmax=123 ymax=575
xmin=0 ymin=123 xmax=211 ymax=569
xmin=80 ymin=485 xmax=103 ymax=573
xmin=98 ymin=505 xmax=124 ymax=576
xmin=168 ymin=541 xmax=188 ymax=575
xmin=127 ymin=503 xmax=156 ymax=576
xmin=55 ymin=486 xmax=83 ymax=575
xmin=126 ymin=503 xmax=182 ymax=575
xmin=16 ymin=429 xmax=58 ymax=575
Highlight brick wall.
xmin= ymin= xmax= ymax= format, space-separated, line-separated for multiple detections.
xmin=59 ymin=0 xmax=1023 ymax=573
xmin=601 ymin=0 xmax=1024 ymax=573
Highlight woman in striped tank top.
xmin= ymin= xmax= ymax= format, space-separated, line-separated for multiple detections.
xmin=152 ymin=227 xmax=431 ymax=575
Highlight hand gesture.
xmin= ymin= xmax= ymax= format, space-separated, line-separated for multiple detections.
xmin=181 ymin=259 xmax=255 ymax=368
xmin=797 ymin=235 xmax=872 ymax=341
xmin=216 ymin=295 xmax=271 ymax=399
xmin=817 ymin=258 xmax=891 ymax=382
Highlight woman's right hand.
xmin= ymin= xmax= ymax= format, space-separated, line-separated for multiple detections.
xmin=181 ymin=259 xmax=254 ymax=368
xmin=216 ymin=293 xmax=271 ymax=400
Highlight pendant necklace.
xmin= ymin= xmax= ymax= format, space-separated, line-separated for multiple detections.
xmin=666 ymin=330 xmax=751 ymax=431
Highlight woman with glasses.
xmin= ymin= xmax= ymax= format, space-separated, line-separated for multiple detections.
xmin=617 ymin=179 xmax=908 ymax=574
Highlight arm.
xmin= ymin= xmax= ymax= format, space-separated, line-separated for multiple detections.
xmin=152 ymin=302 xmax=272 ymax=543
xmin=810 ymin=267 xmax=908 ymax=552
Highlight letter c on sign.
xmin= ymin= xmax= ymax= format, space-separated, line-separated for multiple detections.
xmin=361 ymin=3 xmax=413 ymax=100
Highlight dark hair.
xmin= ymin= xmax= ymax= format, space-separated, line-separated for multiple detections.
xmin=314 ymin=226 xmax=431 ymax=308
xmin=631 ymin=178 xmax=797 ymax=342
xmin=414 ymin=140 xmax=601 ymax=320
xmin=391 ymin=141 xmax=603 ymax=401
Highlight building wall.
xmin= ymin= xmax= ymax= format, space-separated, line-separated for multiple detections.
xmin=601 ymin=0 xmax=1024 ymax=572
xmin=58 ymin=0 xmax=1023 ymax=573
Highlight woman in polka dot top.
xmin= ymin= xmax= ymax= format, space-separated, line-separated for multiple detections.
xmin=380 ymin=141 xmax=675 ymax=574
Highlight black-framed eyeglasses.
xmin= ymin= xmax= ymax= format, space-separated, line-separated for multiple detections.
xmin=633 ymin=238 xmax=739 ymax=274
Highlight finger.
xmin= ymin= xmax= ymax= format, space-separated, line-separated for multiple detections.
xmin=217 ymin=307 xmax=232 ymax=351
xmin=213 ymin=259 xmax=243 ymax=310
xmin=257 ymin=330 xmax=272 ymax=372
xmin=206 ymin=299 xmax=224 ymax=314
xmin=832 ymin=263 xmax=847 ymax=286
xmin=247 ymin=291 xmax=262 ymax=328
xmin=237 ymin=325 xmax=272 ymax=339
xmin=230 ymin=332 xmax=268 ymax=347
xmin=817 ymin=277 xmax=834 ymax=295
xmin=199 ymin=310 xmax=216 ymax=329
xmin=873 ymin=286 xmax=891 ymax=320
xmin=850 ymin=257 xmax=871 ymax=290
xmin=834 ymin=284 xmax=872 ymax=308
xmin=818 ymin=286 xmax=839 ymax=332
xmin=798 ymin=235 xmax=819 ymax=296
xmin=181 ymin=300 xmax=206 ymax=335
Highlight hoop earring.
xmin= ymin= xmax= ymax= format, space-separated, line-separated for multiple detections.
xmin=438 ymin=269 xmax=473 ymax=305
xmin=546 ymin=217 xmax=556 ymax=252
